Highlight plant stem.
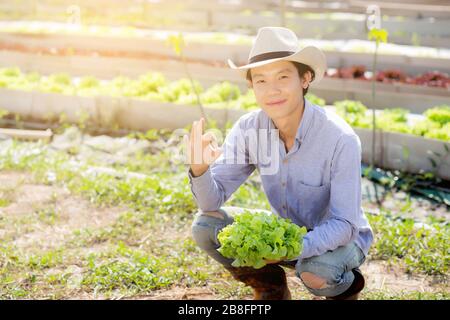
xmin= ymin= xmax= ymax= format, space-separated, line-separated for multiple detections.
xmin=180 ymin=52 xmax=208 ymax=124
xmin=371 ymin=41 xmax=379 ymax=167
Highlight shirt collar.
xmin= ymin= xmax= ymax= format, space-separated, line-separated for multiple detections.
xmin=266 ymin=97 xmax=314 ymax=144
xmin=295 ymin=97 xmax=314 ymax=144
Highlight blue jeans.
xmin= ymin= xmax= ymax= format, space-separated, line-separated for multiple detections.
xmin=191 ymin=207 xmax=367 ymax=297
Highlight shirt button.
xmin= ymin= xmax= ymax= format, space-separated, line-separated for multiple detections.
xmin=282 ymin=205 xmax=286 ymax=209
xmin=283 ymin=159 xmax=288 ymax=164
xmin=282 ymin=182 xmax=286 ymax=187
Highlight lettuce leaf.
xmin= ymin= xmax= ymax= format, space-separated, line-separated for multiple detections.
xmin=217 ymin=210 xmax=307 ymax=269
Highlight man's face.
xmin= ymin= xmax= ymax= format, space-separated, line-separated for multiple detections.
xmin=250 ymin=60 xmax=309 ymax=121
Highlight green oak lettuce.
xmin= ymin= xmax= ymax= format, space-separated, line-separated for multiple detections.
xmin=217 ymin=211 xmax=307 ymax=269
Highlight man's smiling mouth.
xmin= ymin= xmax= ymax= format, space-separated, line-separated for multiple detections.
xmin=266 ymin=99 xmax=287 ymax=106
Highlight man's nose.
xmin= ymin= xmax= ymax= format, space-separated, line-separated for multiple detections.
xmin=267 ymin=83 xmax=282 ymax=95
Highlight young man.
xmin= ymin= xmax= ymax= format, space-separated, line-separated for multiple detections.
xmin=185 ymin=27 xmax=373 ymax=300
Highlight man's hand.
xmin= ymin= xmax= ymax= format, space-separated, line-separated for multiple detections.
xmin=264 ymin=257 xmax=286 ymax=265
xmin=184 ymin=117 xmax=222 ymax=177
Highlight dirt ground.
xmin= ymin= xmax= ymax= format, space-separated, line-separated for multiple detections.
xmin=0 ymin=171 xmax=447 ymax=299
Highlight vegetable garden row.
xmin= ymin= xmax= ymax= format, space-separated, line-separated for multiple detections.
xmin=0 ymin=37 xmax=448 ymax=112
xmin=0 ymin=10 xmax=448 ymax=189
xmin=1 ymin=21 xmax=449 ymax=74
xmin=1 ymin=67 xmax=449 ymax=180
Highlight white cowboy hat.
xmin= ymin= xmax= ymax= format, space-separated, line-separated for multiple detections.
xmin=228 ymin=27 xmax=327 ymax=83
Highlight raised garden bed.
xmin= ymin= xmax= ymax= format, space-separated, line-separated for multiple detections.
xmin=0 ymin=51 xmax=448 ymax=113
xmin=1 ymin=22 xmax=449 ymax=75
xmin=1 ymin=85 xmax=449 ymax=179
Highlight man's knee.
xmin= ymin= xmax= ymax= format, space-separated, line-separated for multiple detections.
xmin=299 ymin=272 xmax=328 ymax=289
xmin=296 ymin=260 xmax=335 ymax=290
xmin=191 ymin=210 xmax=228 ymax=250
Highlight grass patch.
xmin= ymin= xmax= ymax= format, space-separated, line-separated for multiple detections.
xmin=0 ymin=198 xmax=11 ymax=207
xmin=34 ymin=206 xmax=60 ymax=226
xmin=81 ymin=242 xmax=179 ymax=294
xmin=0 ymin=135 xmax=448 ymax=299
xmin=369 ymin=214 xmax=449 ymax=276
xmin=27 ymin=249 xmax=64 ymax=270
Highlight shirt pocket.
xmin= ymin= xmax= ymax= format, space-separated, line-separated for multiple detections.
xmin=295 ymin=181 xmax=331 ymax=229
xmin=296 ymin=164 xmax=325 ymax=187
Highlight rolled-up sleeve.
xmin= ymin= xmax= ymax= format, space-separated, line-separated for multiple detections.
xmin=300 ymin=133 xmax=362 ymax=260
xmin=188 ymin=120 xmax=256 ymax=212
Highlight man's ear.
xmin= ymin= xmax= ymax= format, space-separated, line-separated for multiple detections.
xmin=302 ymin=71 xmax=312 ymax=89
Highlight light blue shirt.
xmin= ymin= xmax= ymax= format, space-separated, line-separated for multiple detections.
xmin=188 ymin=98 xmax=374 ymax=260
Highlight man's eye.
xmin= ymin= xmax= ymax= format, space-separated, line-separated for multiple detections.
xmin=256 ymin=80 xmax=265 ymax=84
xmin=280 ymin=75 xmax=288 ymax=79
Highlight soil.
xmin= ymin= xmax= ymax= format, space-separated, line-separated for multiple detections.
xmin=0 ymin=170 xmax=447 ymax=299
